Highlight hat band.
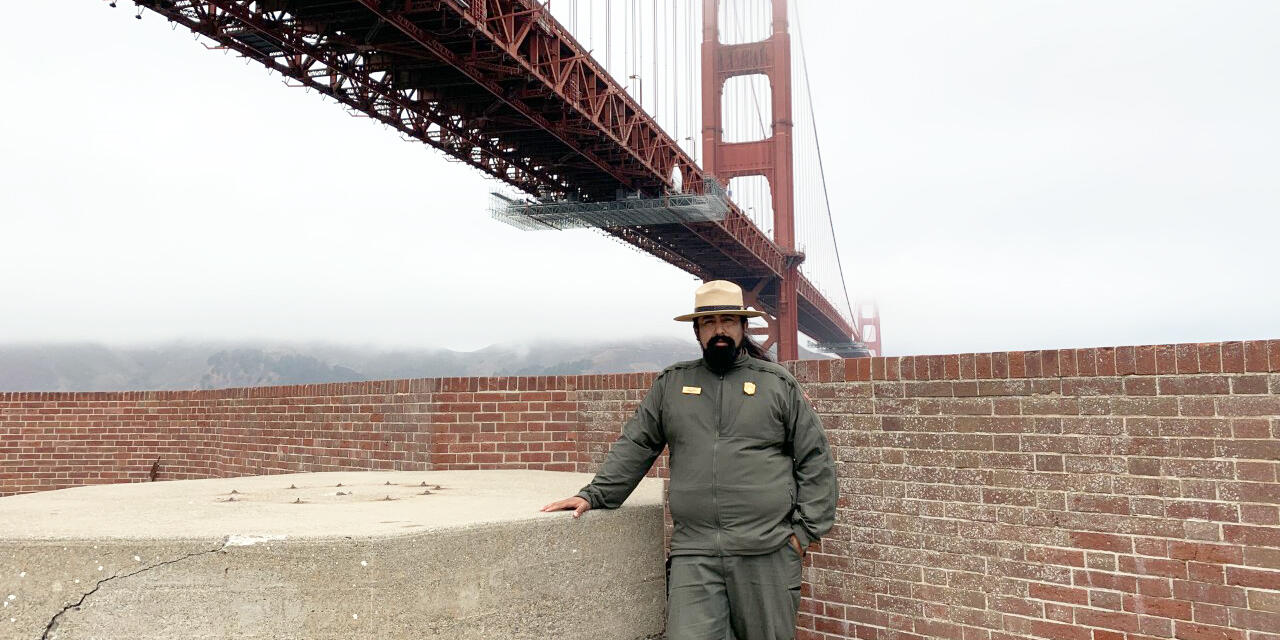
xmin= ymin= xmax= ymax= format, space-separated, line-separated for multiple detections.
xmin=694 ymin=305 xmax=747 ymax=313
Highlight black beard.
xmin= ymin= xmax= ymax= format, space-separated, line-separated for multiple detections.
xmin=702 ymin=336 xmax=739 ymax=373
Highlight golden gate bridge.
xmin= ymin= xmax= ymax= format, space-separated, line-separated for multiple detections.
xmin=115 ymin=0 xmax=881 ymax=360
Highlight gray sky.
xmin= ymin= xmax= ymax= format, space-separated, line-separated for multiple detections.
xmin=2 ymin=1 xmax=1277 ymax=356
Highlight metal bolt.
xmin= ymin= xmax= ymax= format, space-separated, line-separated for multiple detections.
xmin=288 ymin=484 xmax=297 ymax=490
xmin=293 ymin=498 xmax=304 ymax=504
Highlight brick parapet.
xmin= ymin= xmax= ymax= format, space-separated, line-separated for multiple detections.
xmin=2 ymin=339 xmax=1278 ymax=640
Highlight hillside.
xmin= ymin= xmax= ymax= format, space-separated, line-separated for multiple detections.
xmin=0 ymin=339 xmax=831 ymax=392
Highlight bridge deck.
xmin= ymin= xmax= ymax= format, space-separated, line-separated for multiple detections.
xmin=139 ymin=0 xmax=856 ymax=347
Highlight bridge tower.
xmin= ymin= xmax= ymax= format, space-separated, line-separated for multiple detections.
xmin=701 ymin=0 xmax=802 ymax=362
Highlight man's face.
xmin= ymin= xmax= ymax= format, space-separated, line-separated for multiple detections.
xmin=695 ymin=314 xmax=745 ymax=353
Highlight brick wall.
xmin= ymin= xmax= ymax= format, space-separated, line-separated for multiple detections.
xmin=0 ymin=375 xmax=657 ymax=495
xmin=3 ymin=339 xmax=1278 ymax=640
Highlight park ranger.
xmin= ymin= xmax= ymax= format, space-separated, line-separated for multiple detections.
xmin=541 ymin=280 xmax=838 ymax=640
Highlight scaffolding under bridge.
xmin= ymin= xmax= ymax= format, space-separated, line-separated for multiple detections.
xmin=491 ymin=179 xmax=730 ymax=231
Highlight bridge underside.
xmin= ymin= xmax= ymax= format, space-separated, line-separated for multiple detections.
xmin=137 ymin=0 xmax=859 ymax=352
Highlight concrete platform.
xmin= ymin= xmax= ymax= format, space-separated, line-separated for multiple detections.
xmin=0 ymin=470 xmax=665 ymax=640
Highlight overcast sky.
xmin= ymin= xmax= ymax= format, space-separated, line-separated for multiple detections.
xmin=2 ymin=1 xmax=1276 ymax=356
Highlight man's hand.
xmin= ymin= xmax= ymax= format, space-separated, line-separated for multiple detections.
xmin=540 ymin=496 xmax=592 ymax=518
xmin=789 ymin=534 xmax=806 ymax=557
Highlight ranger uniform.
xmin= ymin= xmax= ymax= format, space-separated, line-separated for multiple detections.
xmin=565 ymin=280 xmax=839 ymax=640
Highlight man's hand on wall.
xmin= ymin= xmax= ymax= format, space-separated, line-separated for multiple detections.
xmin=540 ymin=496 xmax=592 ymax=518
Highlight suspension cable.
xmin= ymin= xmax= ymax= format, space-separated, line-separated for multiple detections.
xmin=793 ymin=0 xmax=856 ymax=327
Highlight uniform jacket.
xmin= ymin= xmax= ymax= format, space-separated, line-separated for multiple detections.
xmin=578 ymin=352 xmax=838 ymax=556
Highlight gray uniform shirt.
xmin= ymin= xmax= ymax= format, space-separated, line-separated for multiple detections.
xmin=578 ymin=352 xmax=837 ymax=556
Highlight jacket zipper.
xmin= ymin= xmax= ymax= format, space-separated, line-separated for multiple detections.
xmin=712 ymin=373 xmax=725 ymax=555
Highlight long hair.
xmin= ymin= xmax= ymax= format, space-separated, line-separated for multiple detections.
xmin=741 ymin=323 xmax=773 ymax=362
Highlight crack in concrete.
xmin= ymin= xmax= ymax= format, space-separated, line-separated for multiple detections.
xmin=40 ymin=540 xmax=229 ymax=640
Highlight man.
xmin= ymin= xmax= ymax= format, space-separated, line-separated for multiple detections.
xmin=541 ymin=280 xmax=838 ymax=640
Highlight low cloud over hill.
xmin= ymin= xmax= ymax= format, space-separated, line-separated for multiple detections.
xmin=0 ymin=338 xmax=836 ymax=392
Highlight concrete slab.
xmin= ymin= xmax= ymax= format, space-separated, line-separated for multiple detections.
xmin=0 ymin=471 xmax=665 ymax=640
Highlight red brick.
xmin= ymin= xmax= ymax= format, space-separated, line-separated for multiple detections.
xmin=1225 ymin=566 xmax=1280 ymax=589
xmin=1029 ymin=582 xmax=1088 ymax=604
xmin=1116 ymin=347 xmax=1137 ymax=375
xmin=1096 ymin=347 xmax=1117 ymax=375
xmin=1250 ymin=589 xmax=1280 ymax=614
xmin=1175 ymin=343 xmax=1200 ymax=373
xmin=1136 ymin=576 xmax=1172 ymax=598
xmin=1172 ymin=580 xmax=1247 ymax=608
xmin=1227 ymin=607 xmax=1280 ymax=634
xmin=1077 ymin=570 xmax=1138 ymax=593
xmin=1009 ymin=351 xmax=1026 ymax=378
xmin=1215 ymin=396 xmax=1280 ymax=417
xmin=1157 ymin=376 xmax=1230 ymax=395
xmin=942 ymin=355 xmax=960 ymax=379
xmin=1192 ymin=601 xmax=1228 ymax=626
xmin=1135 ymin=345 xmax=1158 ymax=375
xmin=975 ymin=353 xmax=992 ymax=379
xmin=1056 ymin=349 xmax=1075 ymax=376
xmin=1244 ymin=340 xmax=1269 ymax=372
xmin=1174 ymin=621 xmax=1245 ymax=640
xmin=1076 ymin=348 xmax=1098 ymax=376
xmin=1221 ymin=341 xmax=1245 ymax=373
xmin=1075 ymin=608 xmax=1139 ymax=633
xmin=1172 ymin=540 xmax=1239 ymax=565
xmin=992 ymin=352 xmax=1009 ymax=378
xmin=1155 ymin=344 xmax=1178 ymax=374
xmin=1119 ymin=555 xmax=1187 ymax=579
xmin=1025 ymin=351 xmax=1043 ymax=377
xmin=1192 ymin=344 xmax=1222 ymax=374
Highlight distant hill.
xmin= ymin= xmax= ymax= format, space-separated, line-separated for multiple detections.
xmin=0 ymin=339 xmax=831 ymax=392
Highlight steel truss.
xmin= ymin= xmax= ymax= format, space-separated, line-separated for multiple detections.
xmin=133 ymin=0 xmax=855 ymax=347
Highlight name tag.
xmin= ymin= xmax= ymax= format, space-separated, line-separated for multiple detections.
xmin=682 ymin=386 xmax=702 ymax=395
xmin=743 ymin=382 xmax=756 ymax=396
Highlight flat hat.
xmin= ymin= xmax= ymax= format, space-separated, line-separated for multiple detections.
xmin=673 ymin=280 xmax=766 ymax=322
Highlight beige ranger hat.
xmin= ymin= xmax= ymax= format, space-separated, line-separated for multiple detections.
xmin=673 ymin=280 xmax=766 ymax=322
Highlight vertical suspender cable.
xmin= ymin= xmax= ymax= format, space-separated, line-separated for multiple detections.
xmin=793 ymin=0 xmax=856 ymax=327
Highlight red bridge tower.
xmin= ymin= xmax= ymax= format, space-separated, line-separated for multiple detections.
xmin=701 ymin=0 xmax=802 ymax=361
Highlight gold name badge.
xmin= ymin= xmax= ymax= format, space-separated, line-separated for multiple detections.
xmin=682 ymin=386 xmax=702 ymax=395
xmin=743 ymin=382 xmax=756 ymax=395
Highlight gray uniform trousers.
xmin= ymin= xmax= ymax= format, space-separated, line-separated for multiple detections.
xmin=666 ymin=543 xmax=804 ymax=640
